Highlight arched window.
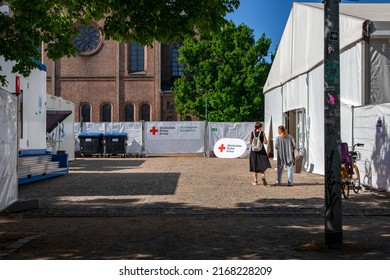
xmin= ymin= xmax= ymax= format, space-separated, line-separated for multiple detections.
xmin=125 ymin=103 xmax=134 ymax=122
xmin=172 ymin=44 xmax=184 ymax=77
xmin=185 ymin=115 xmax=192 ymax=121
xmin=81 ymin=103 xmax=91 ymax=122
xmin=140 ymin=104 xmax=150 ymax=121
xmin=129 ymin=42 xmax=145 ymax=72
xmin=101 ymin=103 xmax=112 ymax=122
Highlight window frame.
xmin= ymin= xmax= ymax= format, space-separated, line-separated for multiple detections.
xmin=129 ymin=42 xmax=145 ymax=73
xmin=171 ymin=44 xmax=184 ymax=77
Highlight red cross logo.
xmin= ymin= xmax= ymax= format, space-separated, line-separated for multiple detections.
xmin=218 ymin=144 xmax=226 ymax=153
xmin=150 ymin=126 xmax=159 ymax=135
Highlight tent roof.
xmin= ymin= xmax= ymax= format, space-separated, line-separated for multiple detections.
xmin=304 ymin=3 xmax=390 ymax=21
xmin=264 ymin=3 xmax=390 ymax=93
xmin=46 ymin=110 xmax=72 ymax=133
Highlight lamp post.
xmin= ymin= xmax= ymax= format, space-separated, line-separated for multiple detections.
xmin=324 ymin=0 xmax=342 ymax=248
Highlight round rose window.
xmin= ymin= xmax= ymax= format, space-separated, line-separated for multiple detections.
xmin=72 ymin=24 xmax=102 ymax=55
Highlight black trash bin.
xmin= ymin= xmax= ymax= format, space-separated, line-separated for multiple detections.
xmin=79 ymin=132 xmax=103 ymax=156
xmin=104 ymin=132 xmax=128 ymax=156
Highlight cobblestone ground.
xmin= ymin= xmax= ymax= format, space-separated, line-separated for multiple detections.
xmin=1 ymin=157 xmax=389 ymax=259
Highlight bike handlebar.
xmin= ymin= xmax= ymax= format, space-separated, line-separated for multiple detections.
xmin=352 ymin=143 xmax=364 ymax=152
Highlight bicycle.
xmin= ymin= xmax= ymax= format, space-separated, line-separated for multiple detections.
xmin=340 ymin=142 xmax=364 ymax=199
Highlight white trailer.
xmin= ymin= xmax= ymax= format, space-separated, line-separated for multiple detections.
xmin=0 ymin=56 xmax=69 ymax=187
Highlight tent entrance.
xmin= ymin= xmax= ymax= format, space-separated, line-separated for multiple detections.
xmin=284 ymin=108 xmax=306 ymax=156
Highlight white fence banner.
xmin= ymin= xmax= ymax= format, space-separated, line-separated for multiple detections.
xmin=208 ymin=122 xmax=255 ymax=157
xmin=145 ymin=121 xmax=205 ymax=154
xmin=75 ymin=122 xmax=143 ymax=154
xmin=0 ymin=89 xmax=18 ymax=211
xmin=106 ymin=122 xmax=143 ymax=154
xmin=74 ymin=122 xmax=269 ymax=158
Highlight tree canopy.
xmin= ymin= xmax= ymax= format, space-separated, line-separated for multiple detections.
xmin=173 ymin=21 xmax=272 ymax=122
xmin=0 ymin=0 xmax=239 ymax=85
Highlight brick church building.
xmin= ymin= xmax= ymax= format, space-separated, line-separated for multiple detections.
xmin=43 ymin=22 xmax=191 ymax=123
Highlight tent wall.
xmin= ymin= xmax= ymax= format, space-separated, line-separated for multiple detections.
xmin=354 ymin=103 xmax=390 ymax=192
xmin=307 ymin=65 xmax=325 ymax=175
xmin=368 ymin=40 xmax=390 ymax=105
xmin=265 ymin=43 xmax=363 ymax=175
xmin=264 ymin=87 xmax=283 ymax=161
xmin=340 ymin=43 xmax=363 ymax=146
xmin=265 ymin=3 xmax=367 ymax=93
xmin=283 ymin=74 xmax=308 ymax=112
xmin=0 ymin=88 xmax=18 ymax=212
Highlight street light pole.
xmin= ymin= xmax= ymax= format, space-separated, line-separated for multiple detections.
xmin=324 ymin=0 xmax=343 ymax=248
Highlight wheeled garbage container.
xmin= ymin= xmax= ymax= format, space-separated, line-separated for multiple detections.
xmin=104 ymin=132 xmax=128 ymax=156
xmin=78 ymin=132 xmax=103 ymax=157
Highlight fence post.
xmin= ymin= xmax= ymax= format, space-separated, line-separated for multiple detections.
xmin=204 ymin=121 xmax=208 ymax=157
xmin=141 ymin=120 xmax=145 ymax=158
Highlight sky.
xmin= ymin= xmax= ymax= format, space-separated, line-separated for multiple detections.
xmin=226 ymin=0 xmax=390 ymax=54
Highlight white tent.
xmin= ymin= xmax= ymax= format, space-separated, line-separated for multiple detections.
xmin=0 ymin=87 xmax=18 ymax=212
xmin=264 ymin=3 xmax=390 ymax=191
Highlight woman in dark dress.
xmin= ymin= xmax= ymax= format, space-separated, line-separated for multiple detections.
xmin=250 ymin=122 xmax=271 ymax=185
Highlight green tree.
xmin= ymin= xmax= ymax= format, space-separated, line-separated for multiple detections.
xmin=0 ymin=0 xmax=239 ymax=85
xmin=173 ymin=21 xmax=272 ymax=122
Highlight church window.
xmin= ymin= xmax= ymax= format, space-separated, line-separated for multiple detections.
xmin=140 ymin=104 xmax=150 ymax=121
xmin=172 ymin=44 xmax=184 ymax=77
xmin=101 ymin=103 xmax=112 ymax=122
xmin=129 ymin=42 xmax=145 ymax=72
xmin=72 ymin=24 xmax=102 ymax=56
xmin=81 ymin=103 xmax=91 ymax=122
xmin=125 ymin=103 xmax=135 ymax=122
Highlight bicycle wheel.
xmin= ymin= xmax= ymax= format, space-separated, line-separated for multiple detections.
xmin=352 ymin=163 xmax=361 ymax=194
xmin=340 ymin=166 xmax=349 ymax=199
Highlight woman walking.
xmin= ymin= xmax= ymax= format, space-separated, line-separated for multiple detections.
xmin=275 ymin=125 xmax=295 ymax=186
xmin=249 ymin=122 xmax=271 ymax=185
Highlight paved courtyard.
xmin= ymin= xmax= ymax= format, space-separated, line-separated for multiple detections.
xmin=1 ymin=157 xmax=389 ymax=259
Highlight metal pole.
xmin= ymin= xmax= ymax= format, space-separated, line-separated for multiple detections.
xmin=324 ymin=0 xmax=343 ymax=248
xmin=205 ymin=95 xmax=208 ymax=121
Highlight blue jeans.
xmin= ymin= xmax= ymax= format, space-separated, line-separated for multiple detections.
xmin=277 ymin=161 xmax=293 ymax=184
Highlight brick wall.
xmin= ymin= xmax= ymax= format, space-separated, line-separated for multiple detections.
xmin=43 ymin=32 xmax=162 ymax=122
